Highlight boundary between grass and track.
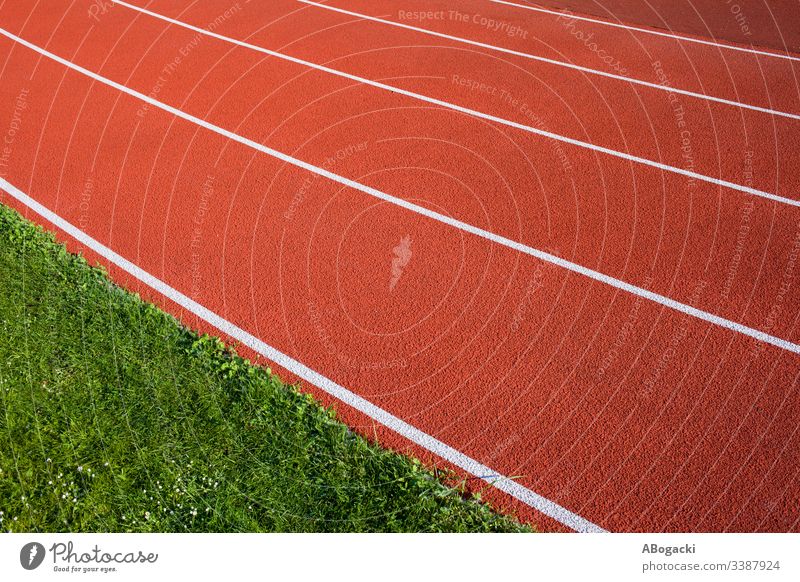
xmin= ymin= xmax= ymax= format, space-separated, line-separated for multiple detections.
xmin=102 ymin=0 xmax=800 ymax=201
xmin=2 ymin=26 xmax=799 ymax=357
xmin=488 ymin=0 xmax=800 ymax=62
xmin=296 ymin=0 xmax=800 ymax=120
xmin=0 ymin=176 xmax=607 ymax=533
xmin=0 ymin=201 xmax=539 ymax=533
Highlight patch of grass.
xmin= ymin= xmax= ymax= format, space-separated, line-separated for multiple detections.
xmin=0 ymin=203 xmax=530 ymax=532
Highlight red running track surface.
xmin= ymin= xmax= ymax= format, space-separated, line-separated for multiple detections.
xmin=0 ymin=0 xmax=798 ymax=532
xmin=520 ymin=0 xmax=800 ymax=53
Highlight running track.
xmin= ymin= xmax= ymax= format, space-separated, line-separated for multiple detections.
xmin=1 ymin=0 xmax=799 ymax=532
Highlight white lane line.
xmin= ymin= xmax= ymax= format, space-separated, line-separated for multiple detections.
xmin=0 ymin=175 xmax=606 ymax=533
xmin=3 ymin=27 xmax=799 ymax=358
xmin=102 ymin=1 xmax=800 ymax=207
xmin=297 ymin=0 xmax=800 ymax=121
xmin=489 ymin=0 xmax=800 ymax=63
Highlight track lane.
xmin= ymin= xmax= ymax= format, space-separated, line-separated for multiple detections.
xmin=1 ymin=2 xmax=798 ymax=339
xmin=90 ymin=0 xmax=800 ymax=205
xmin=499 ymin=0 xmax=800 ymax=54
xmin=3 ymin=0 xmax=800 ymax=206
xmin=296 ymin=0 xmax=800 ymax=113
xmin=485 ymin=0 xmax=800 ymax=61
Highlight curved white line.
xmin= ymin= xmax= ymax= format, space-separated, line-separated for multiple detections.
xmin=0 ymin=176 xmax=606 ymax=533
xmin=1 ymin=26 xmax=798 ymax=359
xmin=297 ymin=0 xmax=800 ymax=121
xmin=99 ymin=1 xmax=800 ymax=207
xmin=489 ymin=0 xmax=800 ymax=62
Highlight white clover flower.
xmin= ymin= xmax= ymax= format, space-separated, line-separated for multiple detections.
xmin=77 ymin=466 xmax=83 ymax=472
xmin=145 ymin=512 xmax=150 ymax=520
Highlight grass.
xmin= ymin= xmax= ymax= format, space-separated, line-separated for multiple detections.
xmin=0 ymin=202 xmax=530 ymax=532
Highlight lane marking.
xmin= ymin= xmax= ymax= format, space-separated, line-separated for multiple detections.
xmin=3 ymin=27 xmax=799 ymax=359
xmin=0 ymin=175 xmax=606 ymax=533
xmin=297 ymin=0 xmax=800 ymax=121
xmin=489 ymin=0 xmax=800 ymax=62
xmin=104 ymin=0 xmax=800 ymax=207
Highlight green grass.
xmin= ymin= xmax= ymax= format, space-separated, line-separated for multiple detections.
xmin=0 ymin=203 xmax=529 ymax=532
